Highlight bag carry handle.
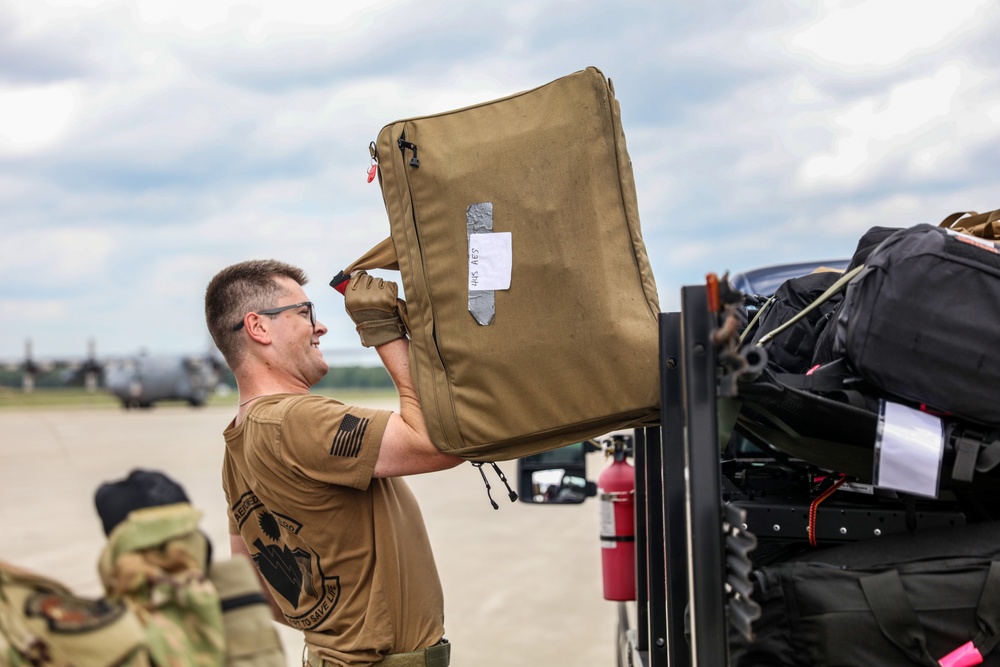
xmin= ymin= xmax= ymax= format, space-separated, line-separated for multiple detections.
xmin=859 ymin=561 xmax=1000 ymax=667
xmin=860 ymin=570 xmax=938 ymax=665
xmin=939 ymin=210 xmax=1000 ymax=240
xmin=940 ymin=211 xmax=980 ymax=229
xmin=329 ymin=237 xmax=399 ymax=294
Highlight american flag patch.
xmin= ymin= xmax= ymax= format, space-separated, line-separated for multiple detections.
xmin=329 ymin=413 xmax=369 ymax=457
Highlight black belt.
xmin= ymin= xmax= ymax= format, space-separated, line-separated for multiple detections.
xmin=306 ymin=639 xmax=450 ymax=667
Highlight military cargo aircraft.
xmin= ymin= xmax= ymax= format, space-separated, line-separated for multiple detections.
xmin=102 ymin=352 xmax=222 ymax=408
xmin=3 ymin=339 xmax=224 ymax=408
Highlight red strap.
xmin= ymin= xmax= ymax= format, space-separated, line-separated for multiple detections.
xmin=808 ymin=475 xmax=848 ymax=547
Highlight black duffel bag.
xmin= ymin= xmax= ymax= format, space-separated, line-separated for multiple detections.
xmin=732 ymin=521 xmax=1000 ymax=666
xmin=828 ymin=223 xmax=1000 ymax=427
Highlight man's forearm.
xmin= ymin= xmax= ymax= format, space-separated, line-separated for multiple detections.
xmin=377 ymin=338 xmax=424 ymax=429
xmin=374 ymin=338 xmax=463 ymax=475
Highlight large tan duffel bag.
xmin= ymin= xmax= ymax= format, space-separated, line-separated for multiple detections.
xmin=332 ymin=66 xmax=661 ymax=461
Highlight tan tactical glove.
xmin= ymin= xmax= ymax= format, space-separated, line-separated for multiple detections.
xmin=344 ymin=271 xmax=408 ymax=348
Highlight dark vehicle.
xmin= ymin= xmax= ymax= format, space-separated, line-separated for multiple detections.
xmin=727 ymin=258 xmax=848 ymax=297
xmin=518 ymin=440 xmax=600 ymax=503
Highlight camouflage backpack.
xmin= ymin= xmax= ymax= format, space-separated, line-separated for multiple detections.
xmin=2 ymin=481 xmax=282 ymax=667
xmin=94 ymin=470 xmax=283 ymax=667
xmin=0 ymin=560 xmax=150 ymax=667
xmin=98 ymin=503 xmax=226 ymax=667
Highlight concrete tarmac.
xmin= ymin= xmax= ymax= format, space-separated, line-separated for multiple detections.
xmin=0 ymin=402 xmax=618 ymax=666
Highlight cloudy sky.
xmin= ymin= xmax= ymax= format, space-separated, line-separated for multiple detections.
xmin=2 ymin=0 xmax=998 ymax=366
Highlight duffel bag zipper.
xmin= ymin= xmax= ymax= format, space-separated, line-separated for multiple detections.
xmin=398 ymin=135 xmax=420 ymax=168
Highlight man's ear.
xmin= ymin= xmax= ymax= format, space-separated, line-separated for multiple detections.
xmin=244 ymin=313 xmax=272 ymax=344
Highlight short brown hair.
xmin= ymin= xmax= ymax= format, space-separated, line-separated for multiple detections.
xmin=205 ymin=259 xmax=308 ymax=369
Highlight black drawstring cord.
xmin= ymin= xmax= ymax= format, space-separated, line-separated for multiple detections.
xmin=472 ymin=463 xmax=498 ymax=509
xmin=491 ymin=462 xmax=518 ymax=503
xmin=471 ymin=462 xmax=518 ymax=509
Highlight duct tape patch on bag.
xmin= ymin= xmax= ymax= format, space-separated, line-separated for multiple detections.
xmin=467 ymin=202 xmax=513 ymax=326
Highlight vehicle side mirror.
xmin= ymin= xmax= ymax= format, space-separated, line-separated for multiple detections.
xmin=517 ymin=441 xmax=599 ymax=504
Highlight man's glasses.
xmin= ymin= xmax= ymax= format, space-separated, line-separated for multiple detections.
xmin=232 ymin=301 xmax=315 ymax=331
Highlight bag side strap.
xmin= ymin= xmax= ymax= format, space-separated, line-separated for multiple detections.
xmin=976 ymin=439 xmax=1000 ymax=475
xmin=949 ymin=429 xmax=1000 ymax=484
xmin=736 ymin=296 xmax=775 ymax=347
xmin=938 ymin=561 xmax=1000 ymax=666
xmin=755 ymin=265 xmax=864 ymax=346
xmin=972 ymin=561 xmax=1000 ymax=657
xmin=329 ymin=237 xmax=399 ymax=293
xmin=859 ymin=570 xmax=938 ymax=666
xmin=860 ymin=562 xmax=1000 ymax=667
xmin=952 ymin=437 xmax=981 ymax=485
xmin=771 ymin=359 xmax=871 ymax=409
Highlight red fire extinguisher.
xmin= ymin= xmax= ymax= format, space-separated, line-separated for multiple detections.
xmin=599 ymin=437 xmax=636 ymax=601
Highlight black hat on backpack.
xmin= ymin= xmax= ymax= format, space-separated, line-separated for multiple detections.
xmin=94 ymin=469 xmax=190 ymax=536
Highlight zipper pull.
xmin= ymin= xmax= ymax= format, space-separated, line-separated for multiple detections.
xmin=397 ymin=137 xmax=420 ymax=168
xmin=367 ymin=141 xmax=378 ymax=183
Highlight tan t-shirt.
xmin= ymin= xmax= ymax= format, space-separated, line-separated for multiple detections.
xmin=221 ymin=394 xmax=445 ymax=666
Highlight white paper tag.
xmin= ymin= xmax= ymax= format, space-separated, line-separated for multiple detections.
xmin=873 ymin=400 xmax=944 ymax=498
xmin=469 ymin=232 xmax=512 ymax=291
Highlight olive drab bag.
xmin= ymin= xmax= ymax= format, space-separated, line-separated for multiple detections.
xmin=208 ymin=559 xmax=284 ymax=667
xmin=331 ymin=66 xmax=661 ymax=462
xmin=0 ymin=561 xmax=150 ymax=667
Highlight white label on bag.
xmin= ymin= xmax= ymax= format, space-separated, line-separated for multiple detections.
xmin=469 ymin=232 xmax=512 ymax=291
xmin=873 ymin=400 xmax=944 ymax=498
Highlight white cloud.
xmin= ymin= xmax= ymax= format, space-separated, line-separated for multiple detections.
xmin=0 ymin=84 xmax=79 ymax=154
xmin=133 ymin=0 xmax=238 ymax=32
xmin=798 ymin=63 xmax=974 ymax=186
xmin=0 ymin=228 xmax=117 ymax=285
xmin=787 ymin=0 xmax=990 ymax=69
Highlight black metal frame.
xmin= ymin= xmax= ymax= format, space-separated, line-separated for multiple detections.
xmin=629 ymin=285 xmax=730 ymax=666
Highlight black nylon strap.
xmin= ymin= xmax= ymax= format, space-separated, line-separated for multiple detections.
xmin=773 ymin=372 xmax=849 ymax=393
xmin=976 ymin=439 xmax=1000 ymax=474
xmin=952 ymin=437 xmax=981 ymax=484
xmin=771 ymin=362 xmax=870 ymax=409
xmin=219 ymin=592 xmax=268 ymax=612
xmin=950 ymin=429 xmax=1000 ymax=484
xmin=972 ymin=562 xmax=1000 ymax=656
xmin=859 ymin=570 xmax=938 ymax=666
